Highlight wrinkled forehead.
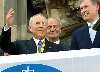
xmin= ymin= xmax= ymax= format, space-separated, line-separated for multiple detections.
xmin=33 ymin=15 xmax=46 ymax=21
xmin=80 ymin=0 xmax=90 ymax=7
xmin=47 ymin=18 xmax=59 ymax=25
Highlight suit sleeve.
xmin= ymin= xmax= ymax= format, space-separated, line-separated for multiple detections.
xmin=0 ymin=48 xmax=4 ymax=56
xmin=1 ymin=27 xmax=18 ymax=55
xmin=70 ymin=32 xmax=79 ymax=50
xmin=60 ymin=43 xmax=70 ymax=51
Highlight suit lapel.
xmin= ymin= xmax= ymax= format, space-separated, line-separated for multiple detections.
xmin=26 ymin=38 xmax=55 ymax=53
xmin=80 ymin=25 xmax=92 ymax=48
xmin=26 ymin=38 xmax=37 ymax=53
xmin=92 ymin=31 xmax=100 ymax=47
xmin=44 ymin=39 xmax=54 ymax=52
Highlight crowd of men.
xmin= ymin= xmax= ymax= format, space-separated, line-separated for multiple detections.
xmin=0 ymin=0 xmax=100 ymax=56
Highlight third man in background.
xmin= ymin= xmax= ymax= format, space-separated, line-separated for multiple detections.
xmin=46 ymin=17 xmax=69 ymax=51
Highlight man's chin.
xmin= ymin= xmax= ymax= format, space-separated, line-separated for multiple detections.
xmin=38 ymin=34 xmax=45 ymax=37
xmin=50 ymin=36 xmax=56 ymax=38
xmin=83 ymin=17 xmax=90 ymax=21
xmin=37 ymin=35 xmax=45 ymax=40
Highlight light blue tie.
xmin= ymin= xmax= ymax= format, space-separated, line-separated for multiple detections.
xmin=89 ymin=24 xmax=96 ymax=43
xmin=38 ymin=40 xmax=42 ymax=52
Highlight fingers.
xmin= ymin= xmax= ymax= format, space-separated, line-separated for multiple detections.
xmin=6 ymin=8 xmax=14 ymax=28
xmin=4 ymin=52 xmax=10 ymax=56
xmin=8 ymin=8 xmax=14 ymax=15
xmin=7 ymin=8 xmax=14 ymax=18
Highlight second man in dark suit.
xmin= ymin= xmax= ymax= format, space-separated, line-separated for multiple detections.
xmin=46 ymin=17 xmax=69 ymax=51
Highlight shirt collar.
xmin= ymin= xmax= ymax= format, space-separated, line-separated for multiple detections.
xmin=87 ymin=17 xmax=100 ymax=28
xmin=54 ymin=39 xmax=60 ymax=44
xmin=33 ymin=37 xmax=44 ymax=46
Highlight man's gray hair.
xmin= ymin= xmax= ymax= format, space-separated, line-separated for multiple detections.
xmin=89 ymin=0 xmax=100 ymax=13
xmin=80 ymin=0 xmax=100 ymax=5
xmin=47 ymin=17 xmax=61 ymax=27
xmin=29 ymin=13 xmax=46 ymax=24
xmin=80 ymin=0 xmax=100 ymax=13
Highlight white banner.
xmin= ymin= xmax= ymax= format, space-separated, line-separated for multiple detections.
xmin=0 ymin=48 xmax=100 ymax=72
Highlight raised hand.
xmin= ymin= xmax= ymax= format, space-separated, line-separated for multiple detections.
xmin=6 ymin=8 xmax=14 ymax=29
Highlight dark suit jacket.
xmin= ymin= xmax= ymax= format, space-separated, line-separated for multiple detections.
xmin=0 ymin=48 xmax=4 ymax=56
xmin=0 ymin=35 xmax=4 ymax=56
xmin=59 ymin=43 xmax=69 ymax=51
xmin=70 ymin=24 xmax=100 ymax=50
xmin=1 ymin=27 xmax=64 ymax=55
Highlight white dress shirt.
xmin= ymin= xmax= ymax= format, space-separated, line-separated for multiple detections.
xmin=33 ymin=37 xmax=44 ymax=47
xmin=87 ymin=17 xmax=99 ymax=43
xmin=54 ymin=39 xmax=60 ymax=44
xmin=4 ymin=26 xmax=11 ymax=31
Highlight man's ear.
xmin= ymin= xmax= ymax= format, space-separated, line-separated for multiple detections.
xmin=96 ymin=4 xmax=100 ymax=11
xmin=28 ymin=24 xmax=32 ymax=32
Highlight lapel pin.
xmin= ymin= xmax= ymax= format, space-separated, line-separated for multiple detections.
xmin=49 ymin=47 xmax=51 ymax=48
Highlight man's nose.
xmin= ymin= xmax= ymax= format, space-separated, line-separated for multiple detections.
xmin=50 ymin=27 xmax=55 ymax=31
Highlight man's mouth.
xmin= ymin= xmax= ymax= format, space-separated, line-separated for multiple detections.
xmin=50 ymin=32 xmax=56 ymax=35
xmin=82 ymin=13 xmax=89 ymax=17
xmin=38 ymin=30 xmax=44 ymax=32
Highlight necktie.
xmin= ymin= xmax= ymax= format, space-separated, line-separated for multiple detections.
xmin=38 ymin=40 xmax=42 ymax=52
xmin=89 ymin=24 xmax=96 ymax=43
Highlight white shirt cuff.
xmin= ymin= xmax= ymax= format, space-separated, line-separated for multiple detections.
xmin=4 ymin=26 xmax=11 ymax=31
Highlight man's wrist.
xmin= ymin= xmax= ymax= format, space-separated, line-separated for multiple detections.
xmin=4 ymin=24 xmax=11 ymax=31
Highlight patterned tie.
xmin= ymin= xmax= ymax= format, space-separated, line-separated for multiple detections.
xmin=89 ymin=24 xmax=96 ymax=43
xmin=38 ymin=40 xmax=42 ymax=52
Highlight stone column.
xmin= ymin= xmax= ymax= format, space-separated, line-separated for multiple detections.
xmin=4 ymin=0 xmax=18 ymax=41
xmin=4 ymin=0 xmax=27 ymax=41
xmin=17 ymin=0 xmax=27 ymax=40
xmin=0 ymin=0 xmax=4 ymax=33
xmin=45 ymin=0 xmax=51 ymax=18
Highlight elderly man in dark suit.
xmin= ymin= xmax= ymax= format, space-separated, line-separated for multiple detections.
xmin=46 ymin=17 xmax=69 ymax=51
xmin=70 ymin=0 xmax=100 ymax=50
xmin=0 ymin=35 xmax=4 ymax=56
xmin=0 ymin=35 xmax=9 ymax=56
xmin=1 ymin=9 xmax=63 ymax=55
